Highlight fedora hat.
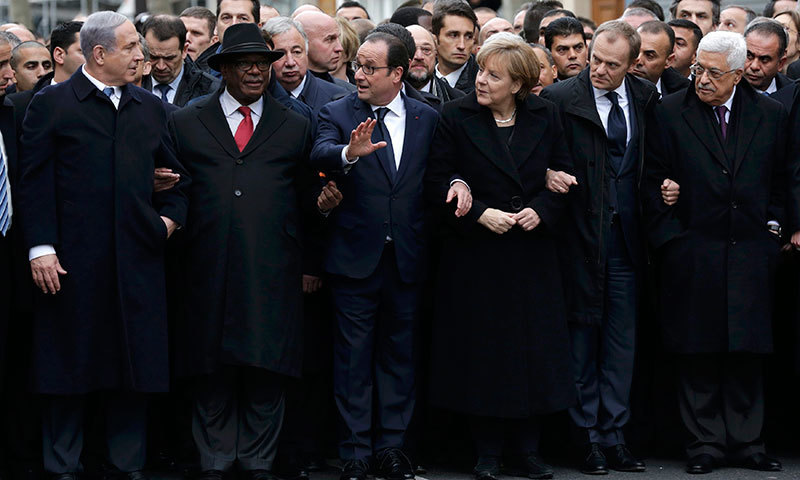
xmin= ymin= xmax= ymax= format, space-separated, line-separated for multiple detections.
xmin=208 ymin=23 xmax=284 ymax=71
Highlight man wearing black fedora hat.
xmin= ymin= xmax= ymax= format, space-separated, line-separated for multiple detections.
xmin=168 ymin=22 xmax=317 ymax=480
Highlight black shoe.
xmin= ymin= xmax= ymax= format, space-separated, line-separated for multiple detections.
xmin=580 ymin=443 xmax=608 ymax=475
xmin=473 ymin=456 xmax=500 ymax=480
xmin=51 ymin=474 xmax=78 ymax=480
xmin=413 ymin=465 xmax=426 ymax=476
xmin=125 ymin=472 xmax=148 ymax=480
xmin=736 ymin=453 xmax=782 ymax=472
xmin=604 ymin=444 xmax=645 ymax=472
xmin=375 ymin=448 xmax=414 ymax=480
xmin=503 ymin=453 xmax=553 ymax=479
xmin=197 ymin=470 xmax=225 ymax=480
xmin=686 ymin=454 xmax=716 ymax=474
xmin=275 ymin=456 xmax=310 ymax=480
xmin=340 ymin=460 xmax=369 ymax=480
xmin=247 ymin=470 xmax=277 ymax=480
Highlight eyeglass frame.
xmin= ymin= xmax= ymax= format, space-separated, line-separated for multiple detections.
xmin=689 ymin=63 xmax=737 ymax=80
xmin=351 ymin=61 xmax=395 ymax=75
xmin=233 ymin=60 xmax=272 ymax=72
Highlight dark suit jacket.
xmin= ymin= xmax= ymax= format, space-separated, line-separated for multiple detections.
xmin=296 ymin=70 xmax=348 ymax=116
xmin=143 ymin=57 xmax=220 ymax=107
xmin=643 ymin=81 xmax=792 ymax=354
xmin=17 ymin=68 xmax=189 ymax=394
xmin=195 ymin=42 xmax=221 ymax=78
xmin=310 ymin=91 xmax=438 ymax=283
xmin=8 ymin=71 xmax=53 ymax=133
xmin=540 ymin=68 xmax=658 ymax=326
xmin=169 ymin=87 xmax=314 ymax=378
xmin=660 ymin=67 xmax=690 ymax=96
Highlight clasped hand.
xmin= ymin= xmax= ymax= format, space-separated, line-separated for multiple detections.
xmin=478 ymin=207 xmax=541 ymax=233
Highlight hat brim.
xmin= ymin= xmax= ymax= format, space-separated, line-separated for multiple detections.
xmin=208 ymin=48 xmax=284 ymax=71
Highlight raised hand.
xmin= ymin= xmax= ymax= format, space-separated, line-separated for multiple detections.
xmin=346 ymin=118 xmax=387 ymax=160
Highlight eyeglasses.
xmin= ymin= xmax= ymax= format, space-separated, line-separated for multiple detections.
xmin=233 ymin=60 xmax=271 ymax=72
xmin=689 ymin=63 xmax=736 ymax=80
xmin=351 ymin=61 xmax=393 ymax=75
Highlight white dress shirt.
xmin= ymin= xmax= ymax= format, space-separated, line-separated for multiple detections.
xmin=30 ymin=67 xmax=120 ymax=261
xmin=418 ymin=79 xmax=433 ymax=93
xmin=290 ymin=74 xmax=308 ymax=99
xmin=655 ymin=78 xmax=662 ymax=96
xmin=764 ymin=77 xmax=777 ymax=95
xmin=219 ymin=87 xmax=263 ymax=135
xmin=712 ymin=85 xmax=736 ymax=125
xmin=341 ymin=91 xmax=406 ymax=169
xmin=593 ymin=81 xmax=632 ymax=146
xmin=435 ymin=61 xmax=467 ymax=89
xmin=151 ymin=64 xmax=184 ymax=104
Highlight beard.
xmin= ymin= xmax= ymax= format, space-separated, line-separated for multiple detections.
xmin=406 ymin=66 xmax=432 ymax=90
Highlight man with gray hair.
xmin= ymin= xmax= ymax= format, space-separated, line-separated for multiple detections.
xmin=16 ymin=11 xmax=188 ymax=480
xmin=0 ymin=33 xmax=17 ymax=97
xmin=264 ymin=16 xmax=348 ymax=116
xmin=643 ymin=30 xmax=793 ymax=474
xmin=743 ymin=18 xmax=792 ymax=94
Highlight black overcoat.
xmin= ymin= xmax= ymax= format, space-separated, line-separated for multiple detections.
xmin=642 ymin=82 xmax=794 ymax=354
xmin=540 ymin=69 xmax=657 ymax=326
xmin=424 ymin=93 xmax=575 ymax=418
xmin=17 ymin=69 xmax=189 ymax=394
xmin=169 ymin=88 xmax=314 ymax=379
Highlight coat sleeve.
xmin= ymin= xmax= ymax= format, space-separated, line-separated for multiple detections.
xmin=310 ymin=104 xmax=348 ymax=174
xmin=17 ymin=91 xmax=58 ymax=250
xmin=527 ymin=106 xmax=573 ymax=228
xmin=156 ymin=107 xmax=190 ymax=227
xmin=642 ymin=103 xmax=683 ymax=249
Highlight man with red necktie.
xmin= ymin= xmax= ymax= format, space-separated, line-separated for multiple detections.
xmin=167 ymin=23 xmax=322 ymax=480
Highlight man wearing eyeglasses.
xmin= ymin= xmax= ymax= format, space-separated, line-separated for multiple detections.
xmin=311 ymin=31 xmax=469 ymax=480
xmin=167 ymin=23 xmax=318 ymax=480
xmin=643 ymin=31 xmax=797 ymax=475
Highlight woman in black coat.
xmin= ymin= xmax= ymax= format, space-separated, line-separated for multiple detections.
xmin=425 ymin=33 xmax=574 ymax=480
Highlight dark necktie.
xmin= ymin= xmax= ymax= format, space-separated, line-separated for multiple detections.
xmin=605 ymin=91 xmax=627 ymax=167
xmin=154 ymin=83 xmax=170 ymax=102
xmin=374 ymin=107 xmax=397 ymax=179
xmin=714 ymin=105 xmax=729 ymax=140
xmin=234 ymin=106 xmax=253 ymax=152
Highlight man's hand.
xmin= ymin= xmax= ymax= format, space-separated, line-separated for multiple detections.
xmin=318 ymin=180 xmax=343 ymax=212
xmin=303 ymin=275 xmax=323 ymax=294
xmin=546 ymin=170 xmax=578 ymax=193
xmin=477 ymin=208 xmax=516 ymax=234
xmin=30 ymin=254 xmax=67 ymax=294
xmin=161 ymin=216 xmax=177 ymax=238
xmin=446 ymin=182 xmax=472 ymax=217
xmin=661 ymin=178 xmax=680 ymax=206
xmin=154 ymin=168 xmax=180 ymax=192
xmin=512 ymin=208 xmax=541 ymax=231
xmin=346 ymin=118 xmax=387 ymax=160
xmin=791 ymin=230 xmax=800 ymax=249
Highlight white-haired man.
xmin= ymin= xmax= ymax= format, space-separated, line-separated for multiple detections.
xmin=643 ymin=30 xmax=797 ymax=474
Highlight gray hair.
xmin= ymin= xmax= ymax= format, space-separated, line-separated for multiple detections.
xmin=263 ymin=16 xmax=309 ymax=51
xmin=80 ymin=11 xmax=128 ymax=55
xmin=137 ymin=33 xmax=150 ymax=62
xmin=622 ymin=7 xmax=658 ymax=20
xmin=0 ymin=31 xmax=21 ymax=49
xmin=697 ymin=30 xmax=747 ymax=69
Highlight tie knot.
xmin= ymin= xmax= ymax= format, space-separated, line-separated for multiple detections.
xmin=376 ymin=107 xmax=389 ymax=121
xmin=102 ymin=87 xmax=114 ymax=98
xmin=714 ymin=105 xmax=728 ymax=121
xmin=238 ymin=106 xmax=252 ymax=117
xmin=155 ymin=83 xmax=170 ymax=94
xmin=606 ymin=91 xmax=620 ymax=106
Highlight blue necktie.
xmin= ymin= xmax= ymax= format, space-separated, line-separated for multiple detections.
xmin=0 ymin=150 xmax=11 ymax=236
xmin=606 ymin=91 xmax=627 ymax=170
xmin=374 ymin=107 xmax=396 ymax=179
xmin=102 ymin=87 xmax=114 ymax=98
xmin=154 ymin=83 xmax=170 ymax=102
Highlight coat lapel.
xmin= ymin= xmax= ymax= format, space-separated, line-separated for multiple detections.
xmin=731 ymin=84 xmax=761 ymax=176
xmin=680 ymin=88 xmax=728 ymax=171
xmin=240 ymin=93 xmax=288 ymax=156
xmin=507 ymin=96 xmax=546 ymax=169
xmin=461 ymin=94 xmax=522 ymax=187
xmin=395 ymin=94 xmax=418 ymax=185
xmin=197 ymin=88 xmax=241 ymax=158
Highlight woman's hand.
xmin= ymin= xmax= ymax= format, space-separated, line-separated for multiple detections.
xmin=512 ymin=208 xmax=541 ymax=231
xmin=478 ymin=208 xmax=516 ymax=234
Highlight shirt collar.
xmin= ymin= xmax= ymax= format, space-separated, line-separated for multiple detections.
xmin=765 ymin=77 xmax=778 ymax=94
xmin=592 ymin=79 xmax=628 ymax=103
xmin=291 ymin=73 xmax=308 ymax=98
xmin=81 ymin=65 xmax=121 ymax=97
xmin=655 ymin=77 xmax=662 ymax=95
xmin=435 ymin=61 xmax=468 ymax=86
xmin=370 ymin=90 xmax=404 ymax=117
xmin=220 ymin=87 xmax=263 ymax=119
xmin=721 ymin=85 xmax=736 ymax=111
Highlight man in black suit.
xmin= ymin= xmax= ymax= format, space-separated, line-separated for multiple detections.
xmin=141 ymin=15 xmax=220 ymax=106
xmin=540 ymin=20 xmax=657 ymax=475
xmin=406 ymin=25 xmax=464 ymax=104
xmin=294 ymin=11 xmax=356 ymax=92
xmin=263 ymin=16 xmax=348 ymax=116
xmin=643 ymin=30 xmax=793 ymax=475
xmin=432 ymin=1 xmax=478 ymax=94
xmin=633 ymin=21 xmax=690 ymax=95
xmin=743 ymin=19 xmax=793 ymax=95
xmin=16 ymin=12 xmax=188 ymax=480
xmin=311 ymin=31 xmax=461 ymax=480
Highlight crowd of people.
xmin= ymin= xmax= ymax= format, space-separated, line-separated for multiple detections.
xmin=0 ymin=0 xmax=799 ymax=479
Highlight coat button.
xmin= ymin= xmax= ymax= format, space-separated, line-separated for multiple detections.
xmin=236 ymin=159 xmax=243 ymax=165
xmin=731 ymin=202 xmax=737 ymax=209
xmin=722 ymin=168 xmax=729 ymax=175
xmin=730 ymin=238 xmax=736 ymax=245
xmin=234 ymin=189 xmax=242 ymax=197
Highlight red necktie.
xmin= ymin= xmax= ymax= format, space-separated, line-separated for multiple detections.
xmin=234 ymin=106 xmax=253 ymax=152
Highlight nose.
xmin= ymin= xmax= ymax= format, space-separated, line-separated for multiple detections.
xmin=285 ymin=54 xmax=296 ymax=67
xmin=334 ymin=39 xmax=343 ymax=53
xmin=456 ymin=36 xmax=465 ymax=50
xmin=413 ymin=48 xmax=425 ymax=62
xmin=35 ymin=65 xmax=45 ymax=77
xmin=568 ymin=48 xmax=577 ymax=59
xmin=354 ymin=65 xmax=365 ymax=81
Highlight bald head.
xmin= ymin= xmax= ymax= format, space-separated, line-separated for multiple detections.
xmin=291 ymin=4 xmax=322 ymax=18
xmin=295 ymin=11 xmax=344 ymax=73
xmin=479 ymin=17 xmax=514 ymax=44
xmin=0 ymin=24 xmax=35 ymax=42
xmin=407 ymin=24 xmax=435 ymax=44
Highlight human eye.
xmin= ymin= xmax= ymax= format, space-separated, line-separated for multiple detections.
xmin=574 ymin=43 xmax=584 ymax=51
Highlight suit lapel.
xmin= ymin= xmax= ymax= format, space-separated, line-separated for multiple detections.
xmin=300 ymin=72 xmax=317 ymax=106
xmin=197 ymin=90 xmax=242 ymax=158
xmin=395 ymin=95 xmax=417 ymax=185
xmin=461 ymin=95 xmax=522 ymax=187
xmin=680 ymin=89 xmax=728 ymax=170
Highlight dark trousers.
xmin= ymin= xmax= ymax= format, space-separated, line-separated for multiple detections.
xmin=331 ymin=243 xmax=420 ymax=461
xmin=569 ymin=221 xmax=637 ymax=447
xmin=469 ymin=416 xmax=541 ymax=458
xmin=42 ymin=393 xmax=147 ymax=474
xmin=192 ymin=367 xmax=285 ymax=472
xmin=676 ymin=355 xmax=766 ymax=461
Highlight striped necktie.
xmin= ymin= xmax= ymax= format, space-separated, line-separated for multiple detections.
xmin=0 ymin=149 xmax=11 ymax=236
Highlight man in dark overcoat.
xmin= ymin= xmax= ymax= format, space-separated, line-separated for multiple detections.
xmin=643 ymin=30 xmax=797 ymax=475
xmin=167 ymin=23 xmax=315 ymax=480
xmin=16 ymin=12 xmax=188 ymax=480
xmin=540 ymin=20 xmax=657 ymax=475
